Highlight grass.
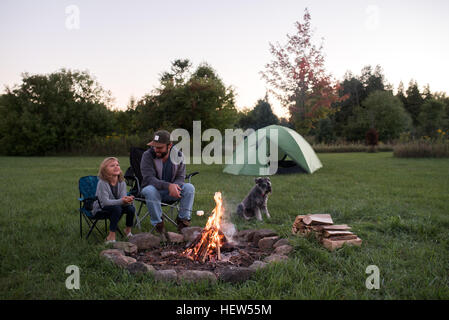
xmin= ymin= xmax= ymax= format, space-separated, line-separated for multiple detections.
xmin=0 ymin=153 xmax=448 ymax=299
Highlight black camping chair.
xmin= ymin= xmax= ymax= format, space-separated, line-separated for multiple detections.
xmin=78 ymin=175 xmax=123 ymax=240
xmin=124 ymin=147 xmax=199 ymax=232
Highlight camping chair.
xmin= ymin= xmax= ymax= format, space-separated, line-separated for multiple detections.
xmin=78 ymin=175 xmax=123 ymax=240
xmin=124 ymin=147 xmax=199 ymax=232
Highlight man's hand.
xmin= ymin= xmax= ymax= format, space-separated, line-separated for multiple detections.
xmin=168 ymin=183 xmax=182 ymax=198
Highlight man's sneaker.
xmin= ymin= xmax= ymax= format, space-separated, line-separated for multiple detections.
xmin=155 ymin=221 xmax=167 ymax=242
xmin=176 ymin=217 xmax=191 ymax=232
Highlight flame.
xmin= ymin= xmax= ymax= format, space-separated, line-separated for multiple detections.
xmin=183 ymin=192 xmax=225 ymax=262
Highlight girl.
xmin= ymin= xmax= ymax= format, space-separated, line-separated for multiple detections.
xmin=93 ymin=157 xmax=135 ymax=243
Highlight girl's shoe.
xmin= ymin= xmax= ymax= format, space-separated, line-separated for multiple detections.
xmin=124 ymin=230 xmax=133 ymax=238
xmin=105 ymin=239 xmax=116 ymax=244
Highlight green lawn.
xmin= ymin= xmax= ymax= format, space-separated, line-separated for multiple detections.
xmin=0 ymin=153 xmax=448 ymax=299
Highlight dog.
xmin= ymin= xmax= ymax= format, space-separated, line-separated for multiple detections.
xmin=236 ymin=177 xmax=272 ymax=221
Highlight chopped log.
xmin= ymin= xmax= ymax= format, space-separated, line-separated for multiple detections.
xmin=323 ymin=230 xmax=354 ymax=238
xmin=294 ymin=215 xmax=306 ymax=223
xmin=314 ymin=224 xmax=351 ymax=231
xmin=327 ymin=234 xmax=358 ymax=241
xmin=292 ymin=215 xmax=307 ymax=234
xmin=302 ymin=214 xmax=333 ymax=225
xmin=322 ymin=237 xmax=362 ymax=251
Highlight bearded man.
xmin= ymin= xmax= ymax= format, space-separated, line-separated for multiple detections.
xmin=140 ymin=130 xmax=195 ymax=236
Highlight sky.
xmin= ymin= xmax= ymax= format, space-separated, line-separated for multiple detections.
xmin=1 ymin=0 xmax=448 ymax=117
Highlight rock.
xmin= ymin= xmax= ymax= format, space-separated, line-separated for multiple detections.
xmin=167 ymin=232 xmax=185 ymax=243
xmin=111 ymin=255 xmax=137 ymax=268
xmin=153 ymin=269 xmax=178 ymax=282
xmin=273 ymin=238 xmax=290 ymax=248
xmin=128 ymin=233 xmax=161 ymax=250
xmin=249 ymin=261 xmax=268 ymax=271
xmin=264 ymin=254 xmax=289 ymax=264
xmin=257 ymin=236 xmax=280 ymax=250
xmin=235 ymin=229 xmax=257 ymax=242
xmin=253 ymin=229 xmax=277 ymax=246
xmin=126 ymin=262 xmax=155 ymax=275
xmin=100 ymin=249 xmax=140 ymax=269
xmin=181 ymin=227 xmax=203 ymax=243
xmin=100 ymin=249 xmax=124 ymax=259
xmin=113 ymin=241 xmax=138 ymax=255
xmin=274 ymin=245 xmax=293 ymax=255
xmin=178 ymin=270 xmax=217 ymax=283
xmin=218 ymin=267 xmax=254 ymax=283
xmin=160 ymin=251 xmax=178 ymax=258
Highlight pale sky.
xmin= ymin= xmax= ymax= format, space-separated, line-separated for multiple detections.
xmin=1 ymin=0 xmax=448 ymax=118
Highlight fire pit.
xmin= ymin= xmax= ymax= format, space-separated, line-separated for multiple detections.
xmin=100 ymin=192 xmax=293 ymax=283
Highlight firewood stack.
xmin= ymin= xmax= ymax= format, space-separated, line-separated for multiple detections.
xmin=292 ymin=214 xmax=362 ymax=251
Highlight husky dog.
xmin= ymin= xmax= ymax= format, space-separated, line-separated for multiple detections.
xmin=237 ymin=177 xmax=272 ymax=221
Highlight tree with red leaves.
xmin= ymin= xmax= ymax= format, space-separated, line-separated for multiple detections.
xmin=261 ymin=8 xmax=347 ymax=135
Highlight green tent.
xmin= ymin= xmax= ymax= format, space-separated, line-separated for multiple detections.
xmin=223 ymin=125 xmax=322 ymax=175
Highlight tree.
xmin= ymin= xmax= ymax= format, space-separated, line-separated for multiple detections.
xmin=396 ymin=81 xmax=407 ymax=106
xmin=237 ymin=98 xmax=279 ymax=130
xmin=350 ymin=91 xmax=411 ymax=141
xmin=114 ymin=96 xmax=138 ymax=135
xmin=360 ymin=65 xmax=385 ymax=97
xmin=316 ymin=117 xmax=336 ymax=143
xmin=405 ymin=80 xmax=424 ymax=127
xmin=334 ymin=72 xmax=364 ymax=137
xmin=333 ymin=65 xmax=386 ymax=140
xmin=0 ymin=69 xmax=114 ymax=155
xmin=261 ymin=8 xmax=346 ymax=135
xmin=422 ymin=84 xmax=433 ymax=101
xmin=417 ymin=99 xmax=447 ymax=138
xmin=135 ymin=60 xmax=238 ymax=134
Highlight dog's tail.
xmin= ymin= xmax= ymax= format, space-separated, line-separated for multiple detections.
xmin=236 ymin=203 xmax=244 ymax=217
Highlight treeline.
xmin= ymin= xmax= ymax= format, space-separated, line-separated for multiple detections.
xmin=0 ymin=61 xmax=448 ymax=156
xmin=317 ymin=65 xmax=449 ymax=143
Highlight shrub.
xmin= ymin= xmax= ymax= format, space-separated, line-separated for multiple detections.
xmin=55 ymin=133 xmax=153 ymax=156
xmin=313 ymin=142 xmax=393 ymax=153
xmin=394 ymin=141 xmax=449 ymax=158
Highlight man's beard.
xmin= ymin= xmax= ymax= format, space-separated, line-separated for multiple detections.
xmin=155 ymin=151 xmax=168 ymax=159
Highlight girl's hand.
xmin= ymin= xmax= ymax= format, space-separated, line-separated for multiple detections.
xmin=122 ymin=196 xmax=134 ymax=204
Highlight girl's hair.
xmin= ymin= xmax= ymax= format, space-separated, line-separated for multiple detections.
xmin=98 ymin=157 xmax=124 ymax=183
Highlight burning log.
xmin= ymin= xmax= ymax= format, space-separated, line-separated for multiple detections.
xmin=183 ymin=192 xmax=226 ymax=263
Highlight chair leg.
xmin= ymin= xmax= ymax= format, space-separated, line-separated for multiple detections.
xmin=86 ymin=220 xmax=98 ymax=239
xmin=162 ymin=204 xmax=179 ymax=227
xmin=133 ymin=202 xmax=145 ymax=229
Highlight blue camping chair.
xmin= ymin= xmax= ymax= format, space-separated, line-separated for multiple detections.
xmin=78 ymin=175 xmax=123 ymax=240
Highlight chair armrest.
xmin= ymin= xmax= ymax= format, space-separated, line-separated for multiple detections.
xmin=186 ymin=171 xmax=199 ymax=180
xmin=186 ymin=171 xmax=199 ymax=184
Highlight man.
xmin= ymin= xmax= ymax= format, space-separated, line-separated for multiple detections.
xmin=140 ymin=130 xmax=195 ymax=238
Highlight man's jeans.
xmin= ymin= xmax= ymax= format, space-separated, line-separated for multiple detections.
xmin=141 ymin=183 xmax=195 ymax=226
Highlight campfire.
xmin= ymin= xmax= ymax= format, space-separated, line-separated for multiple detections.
xmin=112 ymin=191 xmax=292 ymax=284
xmin=183 ymin=192 xmax=226 ymax=263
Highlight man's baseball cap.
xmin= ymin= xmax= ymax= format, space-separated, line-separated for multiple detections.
xmin=147 ymin=130 xmax=171 ymax=147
